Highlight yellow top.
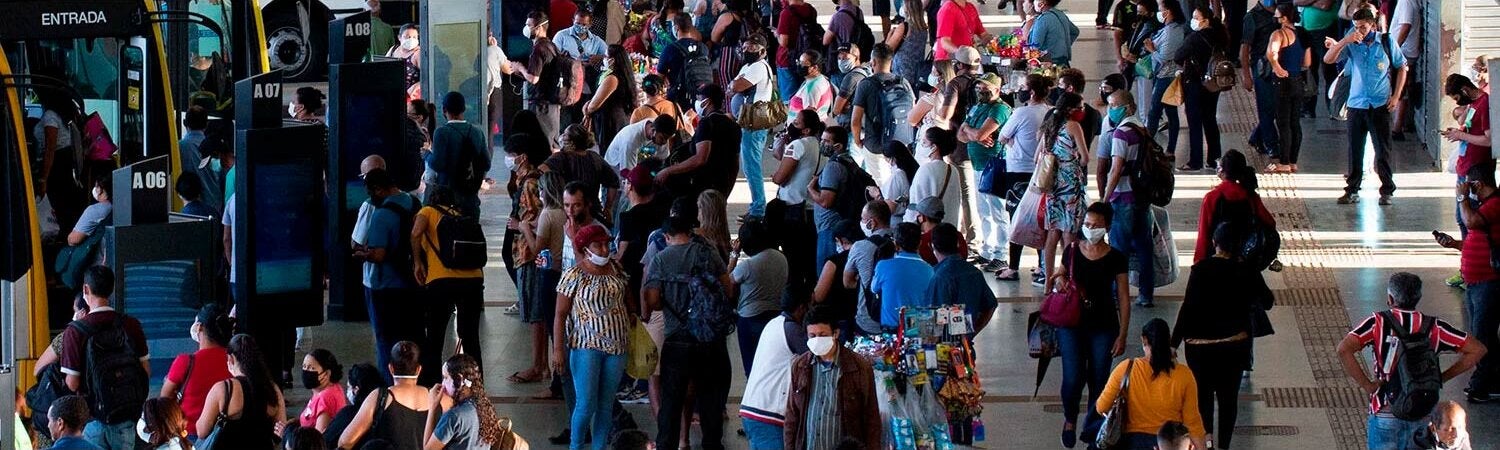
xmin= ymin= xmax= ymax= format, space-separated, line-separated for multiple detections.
xmin=416 ymin=206 xmax=484 ymax=282
xmin=1095 ymin=356 xmax=1206 ymax=438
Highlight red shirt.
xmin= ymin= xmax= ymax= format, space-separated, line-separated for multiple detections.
xmin=934 ymin=0 xmax=985 ymax=61
xmin=1347 ymin=309 xmax=1468 ymax=413
xmin=550 ymin=0 xmax=579 ymax=37
xmin=1194 ymin=181 xmax=1276 ymax=264
xmin=776 ymin=4 xmax=819 ymax=68
xmin=918 ymin=229 xmax=968 ymax=265
xmin=166 ymin=347 xmax=232 ymax=432
xmin=60 ymin=308 xmax=149 ymax=378
xmin=1457 ymin=93 xmax=1493 ymax=176
xmin=1461 ymin=195 xmax=1500 ymax=284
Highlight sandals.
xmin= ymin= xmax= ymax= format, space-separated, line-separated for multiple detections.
xmin=1177 ymin=164 xmax=1202 ymax=171
xmin=996 ymin=268 xmax=1021 ymax=281
xmin=507 ymin=369 xmax=546 ymax=384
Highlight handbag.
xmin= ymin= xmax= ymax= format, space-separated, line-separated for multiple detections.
xmin=1039 ymin=244 xmax=1084 ymax=328
xmin=1133 ymin=56 xmax=1154 ymax=79
xmin=1095 ymin=359 xmax=1134 ymax=448
xmin=196 ymin=380 xmax=233 ymax=450
xmin=1161 ymin=75 xmax=1184 ymax=107
xmin=1034 ymin=152 xmax=1058 ymax=193
xmin=736 ymin=62 xmax=788 ymax=131
xmin=979 ymin=155 xmax=1007 ymax=196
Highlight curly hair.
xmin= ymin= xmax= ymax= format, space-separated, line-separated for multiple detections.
xmin=445 ymin=354 xmax=502 ymax=445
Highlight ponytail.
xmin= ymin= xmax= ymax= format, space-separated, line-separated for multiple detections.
xmin=1142 ymin=318 xmax=1175 ymax=378
xmin=1219 ymin=149 xmax=1259 ymax=194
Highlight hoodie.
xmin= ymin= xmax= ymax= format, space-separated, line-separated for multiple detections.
xmin=1195 ymin=179 xmax=1276 ymax=263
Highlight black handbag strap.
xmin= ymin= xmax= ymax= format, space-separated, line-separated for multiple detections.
xmin=177 ymin=353 xmax=196 ymax=402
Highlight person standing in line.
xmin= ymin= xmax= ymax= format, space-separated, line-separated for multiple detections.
xmin=1265 ymin=4 xmax=1311 ymax=174
xmin=658 ymin=18 xmax=710 ymax=108
xmin=503 ymin=130 xmax=549 ymax=305
xmin=935 ymin=47 xmax=983 ymax=242
xmin=1028 ymin=0 xmax=1080 ymax=67
xmin=996 ymin=74 xmax=1051 ymax=281
xmin=956 ymin=73 xmax=1012 ymax=269
xmin=770 ymin=110 xmax=825 ymax=298
xmin=889 ymin=0 xmax=932 ymax=88
xmin=1297 ymin=0 xmax=1340 ymax=117
xmin=730 ymin=34 xmax=776 ymax=219
xmin=552 ymin=224 xmax=633 ymax=450
xmin=136 ymin=397 xmax=192 ymax=450
xmin=710 ymin=0 xmax=751 ymax=88
xmin=1336 ymin=273 xmax=1485 ymax=448
xmin=1175 ymin=5 xmax=1228 ymax=171
xmin=1388 ymin=0 xmax=1421 ymax=141
xmin=352 ymin=168 xmax=423 ymax=383
xmin=1435 ymin=166 xmax=1500 ymax=403
xmin=412 ymin=187 xmax=487 ymax=383
xmin=48 ymin=396 xmax=103 ymax=450
xmin=555 ymin=9 xmax=610 ymax=130
xmin=821 ymin=0 xmax=864 ymax=88
xmin=911 ymin=198 xmax=965 ymax=265
xmin=737 ymin=297 xmax=810 ymax=449
xmin=542 ymin=125 xmax=621 ymax=224
xmin=829 ymin=45 xmax=871 ymax=130
xmin=843 ymin=200 xmax=895 ymax=336
xmin=518 ymin=11 xmax=564 ymax=140
xmin=1143 ymin=0 xmax=1185 ymax=159
xmin=515 ymin=173 xmax=568 ymax=385
xmin=426 ymin=92 xmax=492 ymax=217
xmin=1327 ymin=7 xmax=1406 ymax=206
xmin=1099 ymin=89 xmax=1157 ymax=307
xmin=1051 ymin=202 xmax=1131 ymax=449
xmin=196 ymin=335 xmax=287 ymax=448
xmin=775 ymin=0 xmax=819 ymax=100
xmin=870 ymin=223 xmax=935 ymax=331
xmin=924 ymin=222 xmax=998 ymax=335
xmin=807 ymin=125 xmax=866 ymax=269
xmin=850 ymin=43 xmax=912 ymax=187
xmin=1172 ymin=223 xmax=1273 ymax=450
xmin=729 ymin=220 xmax=788 ymax=375
xmin=1094 ymin=319 xmax=1207 ymax=450
xmin=583 ymin=45 xmax=640 ymax=155
xmin=655 ymin=84 xmax=742 ymax=203
xmin=1040 ymin=93 xmax=1090 ymax=295
xmin=1440 ymin=73 xmax=1497 ymax=285
xmin=1240 ymin=0 xmax=1280 ymax=158
xmin=788 ymin=51 xmax=836 ymax=121
xmin=780 ymin=305 xmax=883 ymax=450
xmin=59 ymin=266 xmax=150 ymax=450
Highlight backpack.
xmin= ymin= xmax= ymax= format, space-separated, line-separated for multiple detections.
xmin=70 ymin=318 xmax=149 ymax=424
xmin=672 ymin=39 xmax=716 ymax=100
xmin=1202 ymin=50 xmax=1238 ymax=93
xmin=378 ymin=196 xmax=419 ymax=281
xmin=840 ymin=9 xmax=876 ymax=63
xmin=661 ymin=244 xmax=738 ymax=342
xmin=1211 ymin=197 xmax=1280 ymax=271
xmin=446 ymin=123 xmax=484 ymax=193
xmin=552 ymin=53 xmax=586 ymax=106
xmin=1378 ymin=312 xmax=1443 ymax=421
xmin=863 ymin=75 xmax=915 ymax=155
xmin=434 ymin=205 xmax=487 ymax=270
xmin=947 ymin=74 xmax=979 ymax=128
xmin=793 ymin=15 xmax=826 ymax=63
xmin=25 ymin=363 xmax=71 ymax=439
xmin=1120 ymin=123 xmax=1175 ymax=207
xmin=79 ymin=112 xmax=118 ymax=162
xmin=858 ymin=233 xmax=898 ymax=322
xmin=830 ymin=157 xmax=878 ymax=221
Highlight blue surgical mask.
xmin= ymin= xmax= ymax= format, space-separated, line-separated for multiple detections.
xmin=209 ymin=158 xmax=223 ymax=173
xmin=1108 ymin=106 xmax=1126 ymax=125
xmin=1261 ymin=0 xmax=1274 ymax=7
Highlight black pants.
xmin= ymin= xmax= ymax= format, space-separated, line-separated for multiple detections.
xmin=779 ymin=204 xmax=817 ymax=302
xmin=1273 ymin=76 xmax=1305 ymax=165
xmin=233 ymin=282 xmax=297 ymax=383
xmin=656 ymin=339 xmax=731 ymax=450
xmin=1095 ymin=0 xmax=1111 ymax=25
xmin=1224 ymin=0 xmax=1249 ymax=56
xmin=1183 ymin=81 xmax=1224 ymax=169
xmin=368 ymin=287 xmax=424 ymax=384
xmin=1303 ymin=26 xmax=1342 ymax=114
xmin=46 ymin=148 xmax=86 ymax=234
xmin=1185 ymin=340 xmax=1250 ymax=449
xmin=502 ymin=228 xmax=520 ymax=287
xmin=1344 ymin=107 xmax=1396 ymax=196
xmin=421 ymin=277 xmax=485 ymax=386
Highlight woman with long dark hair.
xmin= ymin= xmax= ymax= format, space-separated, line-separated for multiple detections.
xmin=889 ymin=0 xmax=931 ymax=86
xmin=1040 ymin=92 xmax=1089 ymax=294
xmin=1264 ymin=4 xmax=1310 ymax=173
xmin=1052 ymin=202 xmax=1131 ymax=448
xmin=320 ymin=363 xmax=382 ymax=449
xmin=298 ymin=349 xmax=346 ymax=432
xmin=1193 ymin=149 xmax=1275 ymax=263
xmin=711 ymin=0 xmax=755 ymax=88
xmin=35 ymin=88 xmax=86 ymax=232
xmin=1174 ymin=4 xmax=1229 ymax=171
xmin=197 ymin=334 xmax=286 ymax=448
xmin=584 ymin=44 xmax=640 ymax=149
xmin=502 ymin=130 xmax=552 ymax=305
xmin=161 ymin=304 xmax=235 ymax=438
xmin=1095 ymin=319 xmax=1207 ymax=449
xmin=424 ymin=354 xmax=506 ymax=449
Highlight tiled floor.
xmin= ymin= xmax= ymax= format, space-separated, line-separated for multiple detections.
xmin=264 ymin=4 xmax=1491 ymax=449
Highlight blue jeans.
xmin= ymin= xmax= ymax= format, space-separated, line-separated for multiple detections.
xmin=1058 ymin=325 xmax=1117 ymax=439
xmin=1121 ymin=432 xmax=1160 ymax=449
xmin=1250 ymin=74 xmax=1279 ymax=155
xmin=816 ymin=229 xmax=838 ymax=271
xmin=1366 ymin=414 xmax=1424 ymax=450
xmin=1467 ymin=280 xmax=1500 ymax=394
xmin=742 ymin=128 xmax=770 ymax=216
xmin=1147 ymin=76 xmax=1179 ymax=154
xmin=84 ymin=420 xmax=135 ymax=450
xmin=570 ymin=348 xmax=627 ymax=450
xmin=1109 ymin=200 xmax=1154 ymax=302
xmin=742 ymin=418 xmax=786 ymax=449
xmin=776 ymin=68 xmax=802 ymax=102
xmin=737 ymin=311 xmax=781 ymax=376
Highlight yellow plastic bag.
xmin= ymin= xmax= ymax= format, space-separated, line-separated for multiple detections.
xmin=1161 ymin=75 xmax=1184 ymax=107
xmin=625 ymin=322 xmax=658 ymax=379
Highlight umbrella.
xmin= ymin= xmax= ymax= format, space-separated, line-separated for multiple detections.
xmin=1027 ymin=311 xmax=1060 ymax=398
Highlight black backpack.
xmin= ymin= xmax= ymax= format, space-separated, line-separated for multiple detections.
xmin=70 ymin=318 xmax=149 ymax=424
xmin=861 ymin=75 xmax=915 ymax=155
xmin=672 ymin=39 xmax=715 ymax=101
xmin=840 ymin=9 xmax=876 ymax=63
xmin=378 ymin=197 xmax=419 ymax=282
xmin=1120 ymin=123 xmax=1175 ymax=207
xmin=793 ymin=15 xmax=826 ymax=63
xmin=1379 ymin=312 xmax=1443 ymax=421
xmin=1211 ymin=197 xmax=1280 ymax=271
xmin=24 ymin=363 xmax=71 ymax=439
xmin=446 ymin=123 xmax=484 ymax=193
xmin=858 ymin=233 xmax=898 ymax=322
xmin=830 ymin=157 xmax=877 ymax=221
xmin=433 ymin=205 xmax=487 ymax=270
xmin=661 ymin=244 xmax=738 ymax=343
xmin=947 ymin=74 xmax=979 ymax=128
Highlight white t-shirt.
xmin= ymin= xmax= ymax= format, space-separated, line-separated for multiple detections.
xmin=736 ymin=60 xmax=775 ymax=103
xmin=738 ymin=314 xmax=800 ymax=424
xmin=1390 ymin=0 xmax=1421 ymax=59
xmin=882 ymin=167 xmax=911 ymax=217
xmin=605 ymin=120 xmax=652 ymax=171
xmin=222 ymin=194 xmax=236 ymax=280
xmin=902 ymin=160 xmax=961 ymax=225
xmin=34 ymin=110 xmax=72 ymax=150
xmin=486 ymin=44 xmax=510 ymax=92
xmin=1000 ymin=104 xmax=1049 ymax=173
xmin=777 ymin=137 xmax=821 ymax=205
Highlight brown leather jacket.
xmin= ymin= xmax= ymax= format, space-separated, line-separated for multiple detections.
xmin=782 ymin=349 xmax=883 ymax=450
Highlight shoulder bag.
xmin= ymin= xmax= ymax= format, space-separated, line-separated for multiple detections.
xmin=1039 ymin=244 xmax=1083 ymax=327
xmin=736 ymin=61 xmax=789 ymax=130
xmin=196 ymin=380 xmax=233 ymax=450
xmin=1034 ymin=152 xmax=1059 ymax=193
xmin=1095 ymin=359 xmax=1134 ymax=448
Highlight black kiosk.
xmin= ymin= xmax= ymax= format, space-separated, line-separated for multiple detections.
xmin=325 ymin=11 xmax=409 ymax=321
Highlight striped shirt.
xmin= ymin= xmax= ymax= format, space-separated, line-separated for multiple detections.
xmin=1347 ymin=309 xmax=1469 ymax=414
xmin=805 ymin=358 xmax=843 ymax=450
xmin=558 ymin=265 xmax=633 ymax=355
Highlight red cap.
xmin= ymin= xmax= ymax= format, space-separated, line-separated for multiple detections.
xmin=621 ymin=166 xmax=655 ymax=192
xmin=573 ymin=223 xmax=612 ymax=250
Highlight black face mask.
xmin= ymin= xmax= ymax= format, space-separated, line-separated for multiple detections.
xmin=301 ymin=370 xmax=323 ymax=390
xmin=794 ymin=65 xmax=811 ymax=78
xmin=742 ymin=51 xmax=763 ymax=63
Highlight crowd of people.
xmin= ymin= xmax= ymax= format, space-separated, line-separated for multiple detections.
xmin=13 ymin=0 xmax=1499 ymax=448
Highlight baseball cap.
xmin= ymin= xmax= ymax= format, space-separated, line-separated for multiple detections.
xmin=913 ymin=197 xmax=945 ymax=221
xmin=621 ymin=166 xmax=655 ymax=192
xmin=837 ymin=43 xmax=857 ymax=56
xmin=976 ymin=73 xmax=1003 ymax=88
xmin=574 ymin=223 xmax=612 ymax=249
xmin=953 ymin=46 xmax=982 ymax=66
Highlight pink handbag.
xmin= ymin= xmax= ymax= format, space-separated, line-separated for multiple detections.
xmin=80 ymin=112 xmax=117 ymax=162
xmin=1039 ymin=244 xmax=1083 ymax=327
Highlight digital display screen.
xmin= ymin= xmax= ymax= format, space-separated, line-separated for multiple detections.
xmin=124 ymin=260 xmax=204 ymax=310
xmin=339 ymin=93 xmax=401 ymax=211
xmin=253 ymin=161 xmax=318 ymax=294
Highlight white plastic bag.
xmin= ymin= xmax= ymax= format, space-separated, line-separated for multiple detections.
xmin=37 ymin=195 xmax=60 ymax=240
xmin=1129 ymin=205 xmax=1179 ymax=288
xmin=1007 ymin=185 xmax=1047 ymax=249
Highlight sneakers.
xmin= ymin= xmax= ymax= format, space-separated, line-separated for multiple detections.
xmin=1379 ymin=195 xmax=1393 ymax=206
xmin=1466 ymin=390 xmax=1497 ymax=404
xmin=503 ymin=304 xmax=520 ymax=315
xmin=1337 ymin=193 xmax=1360 ymax=204
xmin=616 ymin=386 xmax=650 ymax=404
xmin=1134 ymin=297 xmax=1155 ymax=308
xmin=1031 ymin=273 xmax=1047 ymax=287
xmin=1447 ymin=273 xmax=1466 ymax=288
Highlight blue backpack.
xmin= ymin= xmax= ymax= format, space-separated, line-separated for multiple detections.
xmin=661 ymin=244 xmax=737 ymax=343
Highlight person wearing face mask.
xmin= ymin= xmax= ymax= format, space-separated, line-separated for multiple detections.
xmin=729 ymin=35 xmax=776 ymax=219
xmin=160 ymin=304 xmax=235 ymax=439
xmin=65 ymin=175 xmax=113 ymax=250
xmin=771 ymin=110 xmax=826 ymax=289
xmin=995 ymin=75 xmax=1052 ymax=281
xmin=1049 ymin=202 xmax=1130 ymax=448
xmin=1440 ymin=75 xmax=1494 ymax=242
xmin=1142 ymin=0 xmax=1184 ymax=160
xmin=1240 ymin=0 xmax=1281 ymax=157
xmin=1172 ymin=222 xmax=1272 ymax=450
xmin=1095 ymin=319 xmax=1206 ymax=450
xmin=781 ymin=304 xmax=882 ymax=450
xmin=1099 ymin=89 xmax=1157 ymax=307
xmin=583 ymin=44 xmax=639 ymax=152
xmin=1027 ymin=0 xmax=1080 ymax=67
xmin=1326 ymin=7 xmax=1406 ymax=206
xmin=902 ymin=127 xmax=963 ymax=231
xmin=558 ymin=9 xmax=611 ymax=129
xmin=424 ymin=354 xmax=507 ymax=450
xmin=957 ymin=73 xmax=1013 ymax=269
xmin=320 ymin=363 xmax=381 ymax=449
xmin=1434 ymin=165 xmax=1500 ymax=403
xmin=411 ymin=187 xmax=487 ymax=384
xmin=789 ymin=50 xmax=835 ymax=121
xmin=296 ymin=349 xmax=347 ymax=433
xmin=1039 ymin=93 xmax=1090 ymax=298
xmin=606 ymin=114 xmax=680 ymax=174
xmin=47 ymin=396 xmax=102 ymax=450
xmin=136 ymin=398 xmax=191 ymax=450
xmin=869 ymin=223 xmax=935 ymax=331
xmin=352 ymin=168 xmax=423 ymax=384
xmin=842 ymin=200 xmax=894 ymax=335
xmin=850 ymin=44 xmax=912 ymax=190
xmin=656 ymin=84 xmax=741 ymax=203
xmin=908 ymin=60 xmax=956 ymax=166
xmin=1413 ymin=401 xmax=1473 ymax=450
xmin=829 ymin=45 xmax=871 ymax=129
xmin=289 ymin=86 xmax=326 ymax=123
xmin=549 ymin=223 xmax=632 ymax=450
xmin=338 ymin=344 xmax=431 ymax=450
xmin=1174 ymin=5 xmax=1229 ymax=172
xmin=737 ymin=293 xmax=812 ymax=449
xmin=811 ymin=220 xmax=864 ymax=340
xmin=387 ymin=24 xmax=422 ymax=100
xmin=517 ymin=11 xmax=563 ymax=140
xmin=1264 ymin=4 xmax=1310 ymax=174
xmin=197 ymin=334 xmax=288 ymax=448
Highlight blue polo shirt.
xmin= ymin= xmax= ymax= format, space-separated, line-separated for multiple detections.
xmin=871 ymin=252 xmax=935 ymax=328
xmin=364 ymin=192 xmax=419 ymax=290
xmin=1337 ymin=32 xmax=1406 ymax=109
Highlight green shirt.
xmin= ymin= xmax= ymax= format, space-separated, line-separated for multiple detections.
xmin=1301 ymin=1 xmax=1339 ymax=31
xmin=370 ymin=17 xmax=396 ymax=59
xmin=963 ymin=101 xmax=1012 ymax=165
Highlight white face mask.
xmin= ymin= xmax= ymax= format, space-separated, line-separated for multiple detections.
xmin=807 ymin=336 xmax=837 ymax=356
xmin=926 ymin=73 xmax=940 ymax=87
xmin=695 ymin=99 xmax=709 ymax=116
xmin=135 ymin=418 xmax=154 ymax=444
xmin=346 ymin=386 xmax=357 ymax=404
xmin=523 ymin=26 xmax=535 ymax=39
xmin=288 ymin=102 xmax=301 ymax=117
xmin=603 ymin=58 xmax=615 ymax=69
xmin=587 ymin=249 xmax=609 ymax=266
xmin=401 ymin=37 xmax=419 ymax=51
xmin=1082 ymin=226 xmax=1107 ymax=243
xmin=1156 ymin=11 xmax=1167 ymax=23
xmin=838 ymin=59 xmax=855 ymax=73
xmin=504 ymin=154 xmax=518 ymax=171
xmin=189 ymin=323 xmax=201 ymax=343
xmin=91 ymin=186 xmax=104 ymax=201
xmin=1190 ymin=19 xmax=1205 ymax=31
xmin=859 ymin=221 xmax=875 ymax=238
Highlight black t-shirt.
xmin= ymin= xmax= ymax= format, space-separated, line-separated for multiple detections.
xmin=825 ymin=250 xmax=857 ymax=323
xmin=620 ymin=196 xmax=672 ymax=292
xmin=853 ymin=73 xmax=910 ymax=150
xmin=689 ymin=112 xmax=743 ymax=193
xmin=1065 ymin=245 xmax=1127 ymax=331
xmin=526 ymin=38 xmax=560 ymax=104
xmin=1242 ymin=8 xmax=1279 ymax=63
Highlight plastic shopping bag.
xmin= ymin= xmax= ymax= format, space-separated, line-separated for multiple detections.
xmin=625 ymin=322 xmax=658 ymax=379
xmin=1129 ymin=205 xmax=1179 ymax=288
xmin=37 ymin=195 xmax=60 ymax=240
xmin=1007 ymin=185 xmax=1048 ymax=249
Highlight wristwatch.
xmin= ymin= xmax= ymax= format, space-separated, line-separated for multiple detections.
xmin=1459 ymin=195 xmax=1469 ymax=203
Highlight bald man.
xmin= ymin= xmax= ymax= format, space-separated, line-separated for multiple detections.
xmin=1414 ymin=401 xmax=1471 ymax=450
xmin=353 ymin=155 xmax=388 ymax=247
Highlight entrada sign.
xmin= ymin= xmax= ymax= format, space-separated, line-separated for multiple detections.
xmin=0 ymin=0 xmax=144 ymax=40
